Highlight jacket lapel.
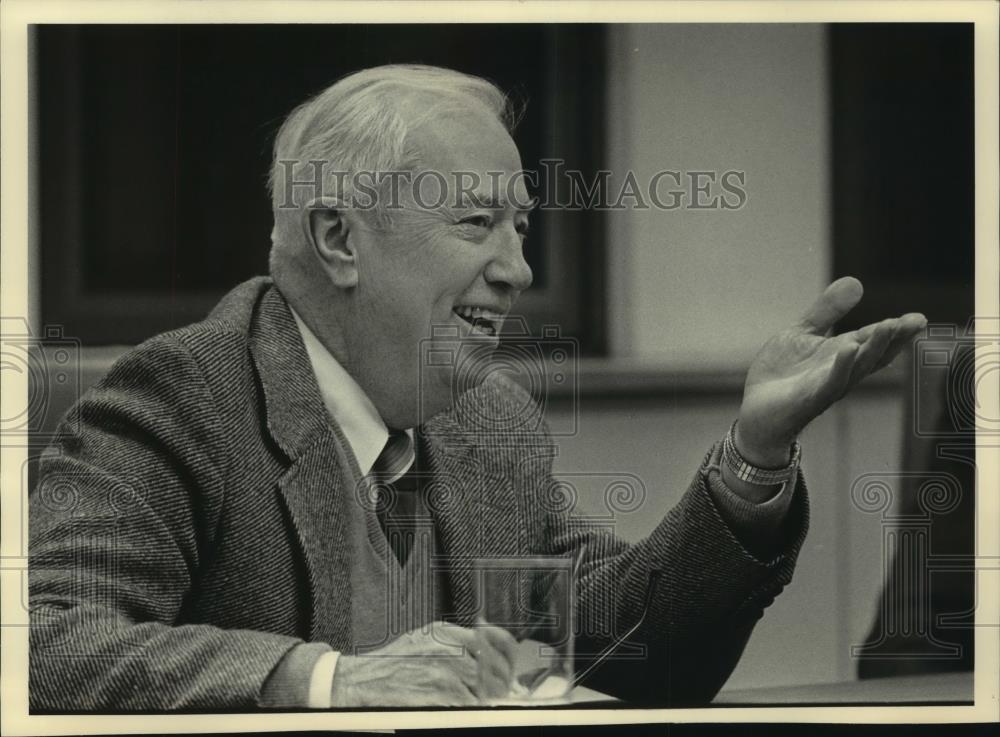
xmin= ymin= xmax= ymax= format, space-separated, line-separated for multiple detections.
xmin=248 ymin=284 xmax=540 ymax=637
xmin=421 ymin=410 xmax=526 ymax=623
xmin=248 ymin=285 xmax=354 ymax=648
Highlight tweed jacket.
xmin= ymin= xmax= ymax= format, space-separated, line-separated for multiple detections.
xmin=29 ymin=277 xmax=809 ymax=711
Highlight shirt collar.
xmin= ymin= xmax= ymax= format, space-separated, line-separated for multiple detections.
xmin=289 ymin=306 xmax=412 ymax=477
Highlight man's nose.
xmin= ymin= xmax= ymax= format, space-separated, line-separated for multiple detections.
xmin=484 ymin=227 xmax=533 ymax=293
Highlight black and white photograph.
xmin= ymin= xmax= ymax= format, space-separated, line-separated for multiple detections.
xmin=1 ymin=0 xmax=997 ymax=733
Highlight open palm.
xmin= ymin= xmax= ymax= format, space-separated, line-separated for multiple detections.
xmin=736 ymin=277 xmax=927 ymax=467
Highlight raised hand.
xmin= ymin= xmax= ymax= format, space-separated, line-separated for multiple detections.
xmin=735 ymin=277 xmax=926 ymax=467
xmin=329 ymin=621 xmax=518 ymax=707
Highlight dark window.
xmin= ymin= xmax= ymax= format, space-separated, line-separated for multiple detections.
xmin=36 ymin=24 xmax=607 ymax=353
xmin=830 ymin=23 xmax=974 ymax=330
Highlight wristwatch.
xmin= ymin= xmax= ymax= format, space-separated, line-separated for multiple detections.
xmin=721 ymin=421 xmax=801 ymax=487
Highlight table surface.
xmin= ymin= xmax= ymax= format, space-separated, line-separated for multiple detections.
xmin=712 ymin=671 xmax=974 ymax=705
xmin=501 ymin=671 xmax=974 ymax=708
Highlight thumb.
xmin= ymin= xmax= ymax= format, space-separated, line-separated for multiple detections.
xmin=797 ymin=277 xmax=864 ymax=335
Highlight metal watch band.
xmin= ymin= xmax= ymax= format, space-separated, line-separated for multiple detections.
xmin=722 ymin=421 xmax=801 ymax=487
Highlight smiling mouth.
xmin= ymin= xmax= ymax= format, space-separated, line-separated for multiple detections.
xmin=452 ymin=306 xmax=504 ymax=337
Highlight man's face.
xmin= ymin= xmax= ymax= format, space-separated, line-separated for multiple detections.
xmin=342 ymin=106 xmax=534 ymax=428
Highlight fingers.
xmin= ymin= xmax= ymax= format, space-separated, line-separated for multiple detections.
xmin=819 ymin=340 xmax=859 ymax=405
xmin=427 ymin=621 xmax=515 ymax=700
xmin=430 ymin=665 xmax=480 ymax=706
xmin=797 ymin=276 xmax=864 ymax=335
xmin=872 ymin=312 xmax=927 ymax=371
xmin=473 ymin=626 xmax=516 ymax=699
xmin=425 ymin=630 xmax=483 ymax=701
xmin=428 ymin=620 xmax=475 ymax=652
xmin=449 ymin=646 xmax=482 ymax=694
xmin=477 ymin=623 xmax=519 ymax=670
xmin=332 ymin=651 xmax=480 ymax=707
xmin=843 ymin=312 xmax=928 ymax=386
xmin=477 ymin=660 xmax=511 ymax=700
xmin=847 ymin=319 xmax=894 ymax=388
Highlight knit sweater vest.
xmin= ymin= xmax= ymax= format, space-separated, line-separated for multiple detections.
xmin=345 ymin=438 xmax=452 ymax=653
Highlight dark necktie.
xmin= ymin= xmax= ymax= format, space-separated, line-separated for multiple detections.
xmin=371 ymin=430 xmax=418 ymax=566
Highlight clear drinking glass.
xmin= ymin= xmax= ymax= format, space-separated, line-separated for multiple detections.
xmin=472 ymin=556 xmax=577 ymax=705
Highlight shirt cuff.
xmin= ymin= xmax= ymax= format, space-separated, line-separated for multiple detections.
xmin=308 ymin=651 xmax=341 ymax=709
xmin=259 ymin=642 xmax=335 ymax=708
xmin=704 ymin=441 xmax=798 ymax=561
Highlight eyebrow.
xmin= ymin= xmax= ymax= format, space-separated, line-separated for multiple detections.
xmin=455 ymin=192 xmax=539 ymax=214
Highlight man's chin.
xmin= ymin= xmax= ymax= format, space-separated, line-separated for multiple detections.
xmin=414 ymin=365 xmax=490 ymax=423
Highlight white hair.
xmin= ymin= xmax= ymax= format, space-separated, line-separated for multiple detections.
xmin=268 ymin=64 xmax=517 ymax=254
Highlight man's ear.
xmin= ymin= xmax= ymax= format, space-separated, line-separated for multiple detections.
xmin=302 ymin=198 xmax=359 ymax=289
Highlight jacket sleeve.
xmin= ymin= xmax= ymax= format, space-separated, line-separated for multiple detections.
xmin=541 ymin=443 xmax=809 ymax=706
xmin=29 ymin=337 xmax=303 ymax=711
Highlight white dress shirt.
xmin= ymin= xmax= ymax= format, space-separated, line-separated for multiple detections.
xmin=289 ymin=307 xmax=414 ymax=708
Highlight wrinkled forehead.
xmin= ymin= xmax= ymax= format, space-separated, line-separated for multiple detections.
xmin=403 ymin=104 xmax=530 ymax=210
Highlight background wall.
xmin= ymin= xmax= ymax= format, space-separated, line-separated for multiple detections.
xmin=551 ymin=24 xmax=905 ymax=689
xmin=605 ymin=24 xmax=830 ymax=367
xmin=547 ymin=390 xmax=903 ymax=690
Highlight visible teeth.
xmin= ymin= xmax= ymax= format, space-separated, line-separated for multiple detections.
xmin=454 ymin=306 xmax=503 ymax=321
xmin=453 ymin=305 xmax=503 ymax=336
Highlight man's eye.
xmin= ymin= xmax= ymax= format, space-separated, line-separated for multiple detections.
xmin=460 ymin=215 xmax=492 ymax=229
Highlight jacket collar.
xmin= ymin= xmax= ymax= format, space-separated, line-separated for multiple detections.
xmin=248 ymin=284 xmax=334 ymax=461
xmin=248 ymin=282 xmax=478 ymax=465
xmin=289 ymin=304 xmax=416 ymax=478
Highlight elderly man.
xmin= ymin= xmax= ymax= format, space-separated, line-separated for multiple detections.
xmin=29 ymin=64 xmax=925 ymax=710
